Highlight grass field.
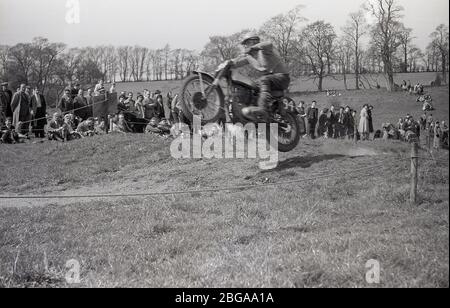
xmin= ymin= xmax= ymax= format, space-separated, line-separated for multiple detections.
xmin=0 ymin=87 xmax=448 ymax=288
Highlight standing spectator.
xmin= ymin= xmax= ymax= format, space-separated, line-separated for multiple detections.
xmin=327 ymin=105 xmax=337 ymax=138
xmin=427 ymin=121 xmax=435 ymax=149
xmin=343 ymin=106 xmax=353 ymax=140
xmin=0 ymin=117 xmax=19 ymax=144
xmin=135 ymin=94 xmax=145 ymax=118
xmin=1 ymin=82 xmax=13 ymax=118
xmin=124 ymin=92 xmax=135 ymax=111
xmin=306 ymin=101 xmax=319 ymax=139
xmin=351 ymin=110 xmax=360 ymax=141
xmin=58 ymin=88 xmax=74 ymax=113
xmin=427 ymin=114 xmax=434 ymax=130
xmin=73 ymin=89 xmax=89 ymax=120
xmin=94 ymin=80 xmax=105 ymax=96
xmin=358 ymin=105 xmax=370 ymax=141
xmin=441 ymin=121 xmax=449 ymax=148
xmin=318 ymin=108 xmax=328 ymax=138
xmin=419 ymin=113 xmax=427 ymax=131
xmin=0 ymin=86 xmax=7 ymax=125
xmin=335 ymin=107 xmax=346 ymax=138
xmin=109 ymin=82 xmax=117 ymax=94
xmin=30 ymin=87 xmax=47 ymax=138
xmin=367 ymin=105 xmax=374 ymax=138
xmin=295 ymin=101 xmax=307 ymax=136
xmin=434 ymin=121 xmax=442 ymax=150
xmin=11 ymin=84 xmax=31 ymax=134
xmin=25 ymin=86 xmax=32 ymax=100
xmin=71 ymin=83 xmax=81 ymax=99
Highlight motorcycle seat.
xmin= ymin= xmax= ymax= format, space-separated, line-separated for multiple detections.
xmin=271 ymin=90 xmax=285 ymax=98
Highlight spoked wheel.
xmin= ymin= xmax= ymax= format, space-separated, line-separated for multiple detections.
xmin=180 ymin=74 xmax=225 ymax=124
xmin=266 ymin=111 xmax=301 ymax=153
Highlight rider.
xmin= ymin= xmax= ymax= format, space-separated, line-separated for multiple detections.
xmin=227 ymin=32 xmax=290 ymax=121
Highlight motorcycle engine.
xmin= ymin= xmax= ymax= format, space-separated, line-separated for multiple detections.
xmin=229 ymin=84 xmax=258 ymax=123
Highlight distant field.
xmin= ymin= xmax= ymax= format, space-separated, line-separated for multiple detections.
xmin=0 ymin=86 xmax=448 ymax=288
xmin=113 ymin=72 xmax=448 ymax=95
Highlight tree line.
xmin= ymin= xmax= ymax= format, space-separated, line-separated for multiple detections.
xmin=0 ymin=0 xmax=448 ymax=103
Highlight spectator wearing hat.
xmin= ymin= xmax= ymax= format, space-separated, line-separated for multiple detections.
xmin=30 ymin=87 xmax=47 ymax=138
xmin=11 ymin=84 xmax=31 ymax=134
xmin=1 ymin=82 xmax=13 ymax=118
xmin=367 ymin=105 xmax=374 ymax=138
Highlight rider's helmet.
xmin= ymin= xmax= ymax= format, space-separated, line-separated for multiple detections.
xmin=241 ymin=32 xmax=261 ymax=45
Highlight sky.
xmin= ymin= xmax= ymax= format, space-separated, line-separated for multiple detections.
xmin=0 ymin=0 xmax=448 ymax=51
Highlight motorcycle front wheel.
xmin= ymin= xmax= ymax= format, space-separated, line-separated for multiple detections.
xmin=180 ymin=74 xmax=225 ymax=125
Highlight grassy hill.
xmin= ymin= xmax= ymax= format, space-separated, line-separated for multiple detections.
xmin=0 ymin=87 xmax=448 ymax=288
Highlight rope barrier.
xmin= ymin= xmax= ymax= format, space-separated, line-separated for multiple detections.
xmin=0 ymin=158 xmax=410 ymax=200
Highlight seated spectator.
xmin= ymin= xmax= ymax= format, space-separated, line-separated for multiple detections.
xmin=111 ymin=114 xmax=132 ymax=134
xmin=47 ymin=113 xmax=68 ymax=142
xmin=0 ymin=117 xmax=19 ymax=144
xmin=145 ymin=117 xmax=161 ymax=134
xmin=94 ymin=118 xmax=107 ymax=135
xmin=77 ymin=117 xmax=96 ymax=137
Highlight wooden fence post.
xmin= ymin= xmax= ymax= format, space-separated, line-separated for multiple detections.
xmin=410 ymin=142 xmax=419 ymax=205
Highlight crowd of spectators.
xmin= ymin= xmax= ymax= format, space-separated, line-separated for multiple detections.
xmin=295 ymin=100 xmax=374 ymax=141
xmin=1 ymin=78 xmax=448 ymax=151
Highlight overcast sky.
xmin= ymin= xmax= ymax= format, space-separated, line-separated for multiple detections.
xmin=0 ymin=0 xmax=448 ymax=51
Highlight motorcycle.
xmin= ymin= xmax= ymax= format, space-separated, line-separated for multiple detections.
xmin=179 ymin=60 xmax=301 ymax=152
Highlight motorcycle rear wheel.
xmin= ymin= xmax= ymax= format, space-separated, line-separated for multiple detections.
xmin=266 ymin=110 xmax=301 ymax=153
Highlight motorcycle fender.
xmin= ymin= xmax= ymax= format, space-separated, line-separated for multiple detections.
xmin=191 ymin=71 xmax=215 ymax=80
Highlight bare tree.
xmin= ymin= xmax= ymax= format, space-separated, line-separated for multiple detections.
xmin=335 ymin=38 xmax=353 ymax=90
xmin=342 ymin=11 xmax=367 ymax=89
xmin=259 ymin=5 xmax=306 ymax=66
xmin=430 ymin=24 xmax=449 ymax=84
xmin=398 ymin=25 xmax=414 ymax=73
xmin=130 ymin=46 xmax=148 ymax=81
xmin=301 ymin=21 xmax=337 ymax=91
xmin=366 ymin=0 xmax=404 ymax=91
xmin=117 ymin=46 xmax=131 ymax=82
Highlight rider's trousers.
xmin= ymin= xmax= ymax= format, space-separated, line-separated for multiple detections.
xmin=257 ymin=73 xmax=290 ymax=109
